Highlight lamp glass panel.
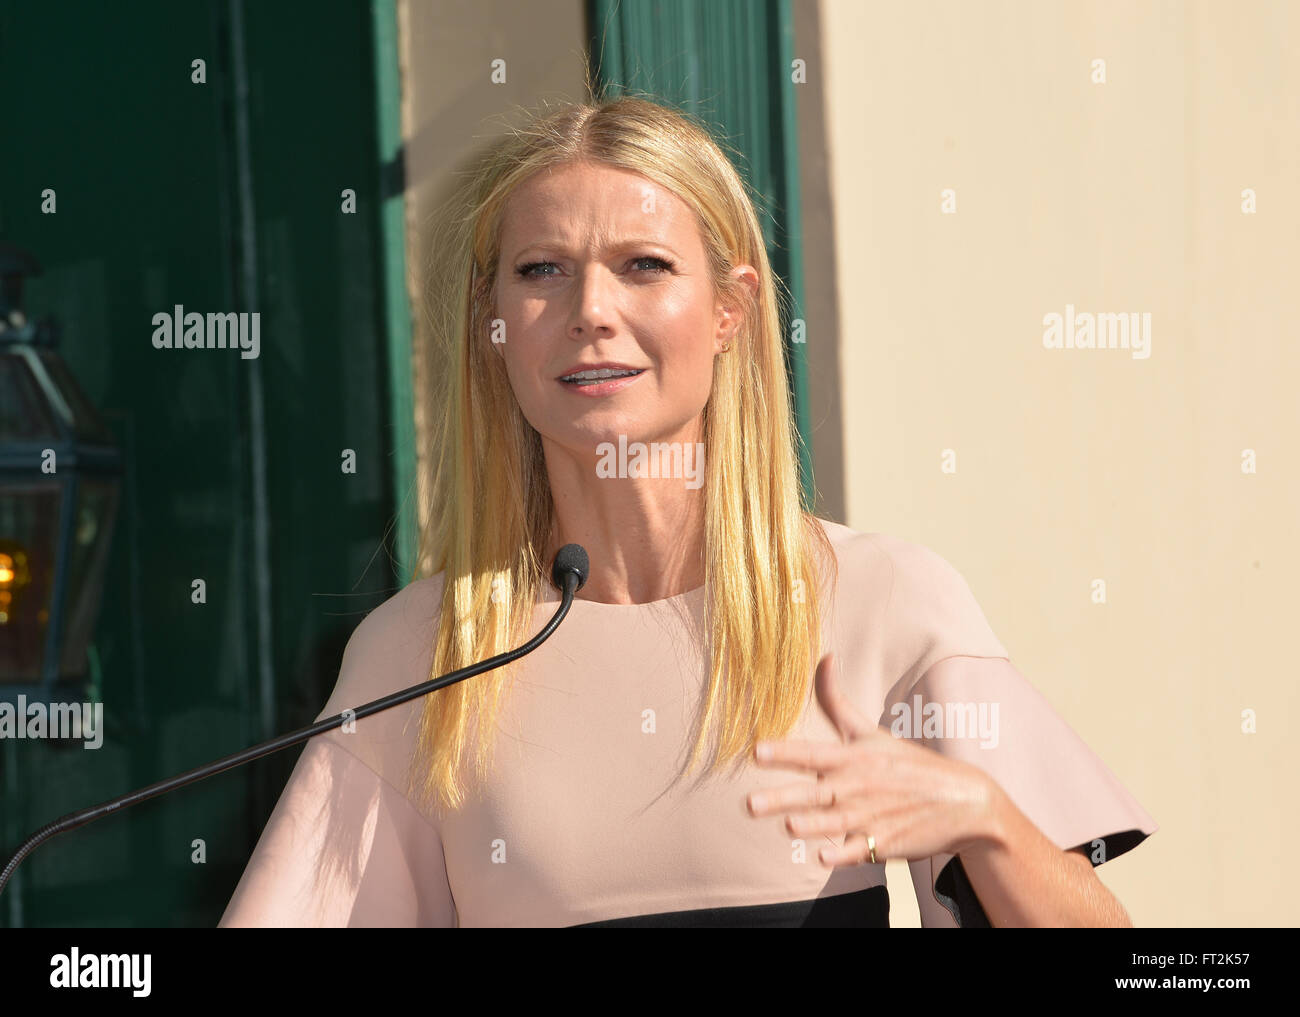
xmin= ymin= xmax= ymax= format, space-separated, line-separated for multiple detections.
xmin=0 ymin=483 xmax=63 ymax=683
xmin=38 ymin=350 xmax=115 ymax=444
xmin=0 ymin=352 xmax=59 ymax=441
xmin=58 ymin=479 xmax=121 ymax=677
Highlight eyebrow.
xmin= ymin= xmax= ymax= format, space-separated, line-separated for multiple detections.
xmin=507 ymin=238 xmax=682 ymax=261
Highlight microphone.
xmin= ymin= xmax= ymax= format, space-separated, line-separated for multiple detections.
xmin=551 ymin=542 xmax=589 ymax=593
xmin=0 ymin=544 xmax=592 ymax=899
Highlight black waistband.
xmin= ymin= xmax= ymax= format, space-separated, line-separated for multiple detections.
xmin=569 ymin=885 xmax=889 ymax=928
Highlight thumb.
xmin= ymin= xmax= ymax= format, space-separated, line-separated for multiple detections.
xmin=814 ymin=652 xmax=874 ymax=742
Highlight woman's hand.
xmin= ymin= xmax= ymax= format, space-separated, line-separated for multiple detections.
xmin=747 ymin=653 xmax=1007 ymax=867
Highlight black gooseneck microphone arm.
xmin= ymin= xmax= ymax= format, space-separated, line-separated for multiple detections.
xmin=0 ymin=544 xmax=591 ymax=898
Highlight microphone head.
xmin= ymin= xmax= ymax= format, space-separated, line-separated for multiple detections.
xmin=552 ymin=543 xmax=590 ymax=592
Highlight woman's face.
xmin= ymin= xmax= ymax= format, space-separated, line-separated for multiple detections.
xmin=492 ymin=160 xmax=749 ymax=458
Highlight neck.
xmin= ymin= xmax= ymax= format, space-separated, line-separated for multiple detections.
xmin=541 ymin=427 xmax=707 ymax=605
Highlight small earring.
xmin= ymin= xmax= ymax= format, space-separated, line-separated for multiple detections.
xmin=721 ymin=341 xmax=731 ymax=352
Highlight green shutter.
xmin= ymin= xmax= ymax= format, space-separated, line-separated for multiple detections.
xmin=588 ymin=0 xmax=814 ymax=505
xmin=372 ymin=0 xmax=418 ymax=583
xmin=0 ymin=0 xmax=400 ymax=927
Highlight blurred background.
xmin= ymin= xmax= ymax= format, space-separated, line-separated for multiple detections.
xmin=1 ymin=0 xmax=1295 ymax=927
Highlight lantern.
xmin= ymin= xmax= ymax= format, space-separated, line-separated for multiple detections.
xmin=0 ymin=240 xmax=123 ymax=704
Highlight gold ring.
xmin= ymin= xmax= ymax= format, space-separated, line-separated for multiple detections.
xmin=868 ymin=835 xmax=876 ymax=864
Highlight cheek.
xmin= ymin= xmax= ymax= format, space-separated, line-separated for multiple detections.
xmin=496 ymin=299 xmax=548 ymax=370
xmin=502 ymin=347 xmax=547 ymax=416
xmin=513 ymin=290 xmax=553 ymax=322
xmin=656 ymin=291 xmax=718 ymax=364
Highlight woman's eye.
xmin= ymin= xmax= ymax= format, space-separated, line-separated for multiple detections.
xmin=631 ymin=256 xmax=674 ymax=273
xmin=515 ymin=257 xmax=674 ymax=280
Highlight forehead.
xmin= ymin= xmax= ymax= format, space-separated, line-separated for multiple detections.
xmin=498 ymin=161 xmax=700 ymax=252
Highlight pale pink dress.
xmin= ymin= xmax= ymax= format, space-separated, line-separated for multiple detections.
xmin=218 ymin=519 xmax=1157 ymax=927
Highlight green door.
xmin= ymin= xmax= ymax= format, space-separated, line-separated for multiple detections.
xmin=0 ymin=0 xmax=407 ymax=927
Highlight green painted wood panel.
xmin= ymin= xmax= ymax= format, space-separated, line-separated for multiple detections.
xmin=0 ymin=0 xmax=399 ymax=926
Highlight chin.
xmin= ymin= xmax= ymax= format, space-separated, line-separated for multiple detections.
xmin=552 ymin=419 xmax=639 ymax=451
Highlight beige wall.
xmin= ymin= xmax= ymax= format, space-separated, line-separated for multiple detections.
xmin=398 ymin=0 xmax=1297 ymax=927
xmin=810 ymin=0 xmax=1299 ymax=926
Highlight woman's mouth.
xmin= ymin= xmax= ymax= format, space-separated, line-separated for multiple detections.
xmin=557 ymin=367 xmax=646 ymax=395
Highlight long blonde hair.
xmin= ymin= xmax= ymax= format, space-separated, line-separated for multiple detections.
xmin=406 ymin=92 xmax=835 ymax=815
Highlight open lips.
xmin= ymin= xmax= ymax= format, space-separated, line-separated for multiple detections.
xmin=558 ymin=367 xmax=646 ymax=386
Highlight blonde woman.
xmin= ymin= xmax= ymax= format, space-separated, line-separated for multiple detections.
xmin=219 ymin=95 xmax=1156 ymax=928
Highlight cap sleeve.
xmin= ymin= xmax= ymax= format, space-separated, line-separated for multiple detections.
xmin=873 ymin=535 xmax=1011 ymax=694
xmin=219 ymin=576 xmax=455 ymax=927
xmin=870 ymin=538 xmax=1156 ymax=927
xmin=218 ymin=735 xmax=456 ymax=927
xmin=892 ymin=654 xmax=1159 ymax=927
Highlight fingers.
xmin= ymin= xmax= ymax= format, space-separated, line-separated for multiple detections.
xmin=747 ymin=781 xmax=874 ymax=845
xmin=747 ymin=780 xmax=838 ymax=817
xmin=753 ymin=738 xmax=854 ymax=771
xmin=783 ymin=804 xmax=871 ymax=839
xmin=821 ymin=832 xmax=880 ymax=867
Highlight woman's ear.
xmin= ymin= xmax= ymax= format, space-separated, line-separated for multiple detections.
xmin=715 ymin=265 xmax=760 ymax=353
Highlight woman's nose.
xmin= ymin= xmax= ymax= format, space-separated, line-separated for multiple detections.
xmin=567 ymin=264 xmax=615 ymax=339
